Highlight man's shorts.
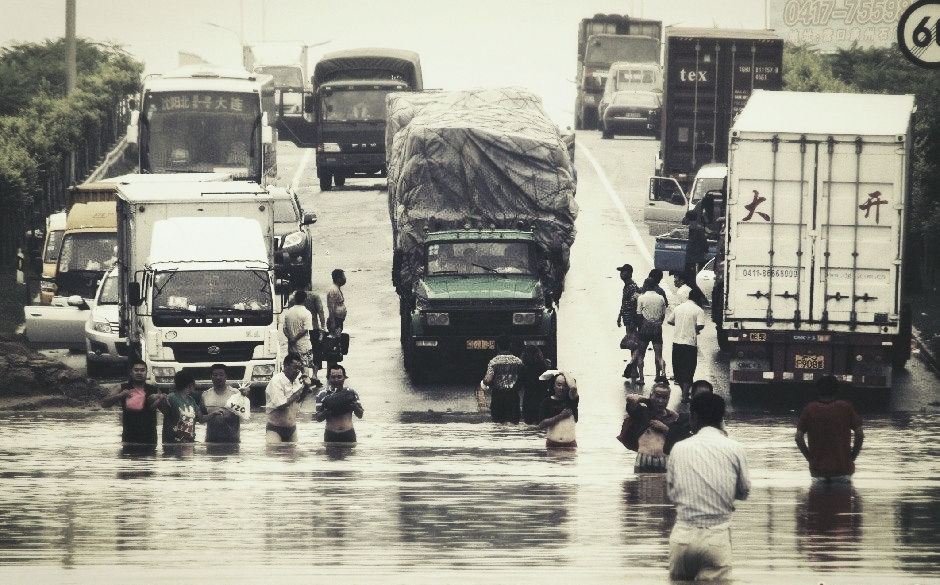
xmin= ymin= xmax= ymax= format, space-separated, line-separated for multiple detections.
xmin=638 ymin=321 xmax=663 ymax=345
xmin=671 ymin=344 xmax=698 ymax=386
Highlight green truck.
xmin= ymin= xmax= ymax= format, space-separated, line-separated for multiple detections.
xmin=386 ymin=88 xmax=577 ymax=381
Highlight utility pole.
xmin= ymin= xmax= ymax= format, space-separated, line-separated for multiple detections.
xmin=65 ymin=0 xmax=76 ymax=95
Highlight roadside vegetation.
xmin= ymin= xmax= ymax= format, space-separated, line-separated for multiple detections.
xmin=0 ymin=38 xmax=142 ymax=269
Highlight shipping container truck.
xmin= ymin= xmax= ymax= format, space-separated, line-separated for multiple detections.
xmin=574 ymin=14 xmax=661 ymax=130
xmin=116 ymin=181 xmax=285 ymax=397
xmin=721 ymin=90 xmax=915 ymax=394
xmin=655 ymin=28 xmax=783 ymax=187
xmin=386 ymin=88 xmax=577 ymax=381
xmin=126 ymin=66 xmax=278 ymax=185
xmin=311 ymin=48 xmax=422 ymax=191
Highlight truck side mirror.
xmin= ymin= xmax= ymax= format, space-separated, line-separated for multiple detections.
xmin=128 ymin=282 xmax=141 ymax=306
xmin=302 ymin=212 xmax=317 ymax=226
xmin=261 ymin=112 xmax=273 ymax=144
xmin=126 ymin=110 xmax=139 ymax=145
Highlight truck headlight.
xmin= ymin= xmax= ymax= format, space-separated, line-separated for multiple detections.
xmin=152 ymin=366 xmax=175 ymax=378
xmin=425 ymin=312 xmax=450 ymax=326
xmin=513 ymin=312 xmax=537 ymax=325
xmin=251 ymin=363 xmax=276 ymax=381
xmin=281 ymin=231 xmax=306 ymax=250
xmin=320 ymin=143 xmax=341 ymax=153
xmin=92 ymin=319 xmax=112 ymax=334
xmin=40 ymin=280 xmax=56 ymax=292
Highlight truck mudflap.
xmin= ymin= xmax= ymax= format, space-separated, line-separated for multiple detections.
xmin=726 ymin=329 xmax=894 ymax=389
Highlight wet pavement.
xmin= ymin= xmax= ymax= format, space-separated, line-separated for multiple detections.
xmin=4 ymin=135 xmax=940 ymax=583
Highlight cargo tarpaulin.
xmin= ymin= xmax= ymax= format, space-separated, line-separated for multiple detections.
xmin=385 ymin=88 xmax=577 ymax=301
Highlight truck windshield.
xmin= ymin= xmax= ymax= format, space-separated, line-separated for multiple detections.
xmin=585 ymin=37 xmax=659 ymax=66
xmin=256 ymin=66 xmax=303 ymax=90
xmin=427 ymin=241 xmax=536 ymax=276
xmin=320 ymin=89 xmax=389 ymax=122
xmin=141 ymin=91 xmax=261 ymax=179
xmin=690 ymin=177 xmax=726 ymax=204
xmin=57 ymin=233 xmax=117 ymax=273
xmin=153 ymin=270 xmax=272 ymax=313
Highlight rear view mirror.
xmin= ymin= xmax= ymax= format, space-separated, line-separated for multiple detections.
xmin=128 ymin=282 xmax=141 ymax=307
xmin=126 ymin=110 xmax=140 ymax=145
xmin=303 ymin=212 xmax=317 ymax=226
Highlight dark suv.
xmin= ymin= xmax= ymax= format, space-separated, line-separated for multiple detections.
xmin=271 ymin=187 xmax=316 ymax=288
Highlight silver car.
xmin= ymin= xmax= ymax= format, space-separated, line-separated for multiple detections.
xmin=84 ymin=266 xmax=128 ymax=376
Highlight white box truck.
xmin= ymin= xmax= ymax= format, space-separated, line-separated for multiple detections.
xmin=116 ymin=181 xmax=284 ymax=394
xmin=722 ymin=90 xmax=915 ymax=393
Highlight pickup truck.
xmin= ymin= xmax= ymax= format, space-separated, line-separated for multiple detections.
xmin=645 ymin=163 xmax=726 ymax=235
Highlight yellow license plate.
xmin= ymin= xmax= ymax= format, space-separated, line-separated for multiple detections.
xmin=467 ymin=339 xmax=495 ymax=350
xmin=795 ymin=354 xmax=825 ymax=370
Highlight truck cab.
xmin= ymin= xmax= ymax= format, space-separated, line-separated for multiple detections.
xmin=404 ymin=229 xmax=556 ymax=380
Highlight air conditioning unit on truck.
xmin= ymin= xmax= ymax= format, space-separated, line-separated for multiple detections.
xmin=721 ymin=91 xmax=915 ymax=394
xmin=117 ymin=181 xmax=285 ymax=400
xmin=386 ymin=88 xmax=577 ymax=381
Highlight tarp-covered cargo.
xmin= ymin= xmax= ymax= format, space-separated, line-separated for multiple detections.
xmin=313 ymin=48 xmax=423 ymax=90
xmin=386 ymin=87 xmax=577 ymax=301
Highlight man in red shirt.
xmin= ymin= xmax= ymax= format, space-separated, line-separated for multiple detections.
xmin=795 ymin=375 xmax=864 ymax=483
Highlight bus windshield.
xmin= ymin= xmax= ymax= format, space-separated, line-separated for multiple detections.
xmin=141 ymin=91 xmax=262 ymax=179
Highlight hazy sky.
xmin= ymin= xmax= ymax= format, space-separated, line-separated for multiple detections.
xmin=0 ymin=0 xmax=767 ymax=125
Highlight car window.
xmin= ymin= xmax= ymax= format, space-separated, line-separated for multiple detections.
xmin=273 ymin=198 xmax=299 ymax=223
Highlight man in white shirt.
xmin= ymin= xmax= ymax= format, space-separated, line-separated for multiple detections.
xmin=667 ymin=288 xmax=707 ymax=401
xmin=264 ymin=353 xmax=315 ymax=443
xmin=667 ymin=393 xmax=750 ymax=581
xmin=633 ymin=277 xmax=667 ymax=386
xmin=282 ymin=290 xmax=317 ymax=379
xmin=201 ymin=363 xmax=250 ymax=443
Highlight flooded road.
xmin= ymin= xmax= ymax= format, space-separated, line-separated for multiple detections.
xmin=6 ymin=135 xmax=940 ymax=583
xmin=1 ymin=406 xmax=939 ymax=584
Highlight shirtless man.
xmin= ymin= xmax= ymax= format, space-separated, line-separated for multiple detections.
xmin=326 ymin=268 xmax=347 ymax=335
xmin=264 ymin=353 xmax=316 ymax=444
xmin=314 ymin=364 xmax=364 ymax=443
xmin=538 ymin=371 xmax=579 ymax=450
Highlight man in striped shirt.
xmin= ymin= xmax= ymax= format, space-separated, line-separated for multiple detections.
xmin=666 ymin=392 xmax=750 ymax=581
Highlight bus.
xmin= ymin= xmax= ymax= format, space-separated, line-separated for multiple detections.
xmin=127 ymin=66 xmax=278 ymax=184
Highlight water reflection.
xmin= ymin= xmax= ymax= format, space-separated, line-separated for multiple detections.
xmin=795 ymin=482 xmax=862 ymax=565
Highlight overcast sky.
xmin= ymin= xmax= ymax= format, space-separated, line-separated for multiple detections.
xmin=0 ymin=0 xmax=767 ymax=125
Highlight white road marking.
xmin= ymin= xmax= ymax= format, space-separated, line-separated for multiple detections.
xmin=291 ymin=147 xmax=313 ymax=191
xmin=576 ymin=140 xmax=654 ymax=268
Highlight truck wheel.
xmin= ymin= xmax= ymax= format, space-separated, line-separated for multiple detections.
xmin=601 ymin=128 xmax=613 ymax=139
xmin=409 ymin=353 xmax=429 ymax=383
xmin=716 ymin=326 xmax=730 ymax=352
xmin=334 ymin=174 xmax=346 ymax=187
xmin=86 ymin=358 xmax=105 ymax=378
xmin=892 ymin=304 xmax=912 ymax=369
xmin=729 ymin=383 xmax=749 ymax=402
xmin=319 ymin=173 xmax=332 ymax=192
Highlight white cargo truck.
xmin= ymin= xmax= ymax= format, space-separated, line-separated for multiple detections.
xmin=721 ymin=90 xmax=915 ymax=393
xmin=116 ymin=181 xmax=284 ymax=395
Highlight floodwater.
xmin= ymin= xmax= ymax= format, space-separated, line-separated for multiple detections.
xmin=1 ymin=399 xmax=939 ymax=584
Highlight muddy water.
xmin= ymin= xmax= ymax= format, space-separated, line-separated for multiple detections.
xmin=1 ymin=405 xmax=938 ymax=584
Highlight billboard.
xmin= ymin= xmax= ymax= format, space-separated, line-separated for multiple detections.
xmin=768 ymin=0 xmax=915 ymax=51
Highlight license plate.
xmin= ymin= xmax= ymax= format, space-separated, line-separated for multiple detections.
xmin=795 ymin=354 xmax=825 ymax=369
xmin=467 ymin=339 xmax=495 ymax=350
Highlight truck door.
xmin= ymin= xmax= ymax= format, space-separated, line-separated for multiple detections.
xmin=23 ymin=299 xmax=93 ymax=350
xmin=727 ymin=135 xmax=904 ymax=331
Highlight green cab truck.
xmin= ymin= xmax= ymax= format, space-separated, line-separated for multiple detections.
xmin=386 ymin=88 xmax=577 ymax=380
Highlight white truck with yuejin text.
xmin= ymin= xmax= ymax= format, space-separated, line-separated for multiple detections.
xmin=117 ymin=181 xmax=286 ymax=399
xmin=720 ymin=91 xmax=915 ymax=394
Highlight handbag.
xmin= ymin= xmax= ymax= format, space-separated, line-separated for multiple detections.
xmin=620 ymin=331 xmax=638 ymax=350
xmin=616 ymin=403 xmax=651 ymax=452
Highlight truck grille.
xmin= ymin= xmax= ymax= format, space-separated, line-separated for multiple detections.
xmin=182 ymin=365 xmax=246 ymax=382
xmin=164 ymin=341 xmax=263 ymax=363
xmin=429 ymin=311 xmax=540 ymax=336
